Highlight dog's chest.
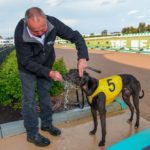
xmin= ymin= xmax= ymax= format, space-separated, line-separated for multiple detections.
xmin=87 ymin=75 xmax=123 ymax=105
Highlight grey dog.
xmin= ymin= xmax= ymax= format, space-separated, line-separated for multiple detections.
xmin=63 ymin=69 xmax=144 ymax=147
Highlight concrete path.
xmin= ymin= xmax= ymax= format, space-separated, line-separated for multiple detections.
xmin=0 ymin=111 xmax=150 ymax=150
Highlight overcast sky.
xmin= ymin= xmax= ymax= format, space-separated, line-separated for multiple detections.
xmin=0 ymin=0 xmax=150 ymax=38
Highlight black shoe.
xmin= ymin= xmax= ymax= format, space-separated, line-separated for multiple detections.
xmin=27 ymin=133 xmax=50 ymax=147
xmin=41 ymin=125 xmax=61 ymax=136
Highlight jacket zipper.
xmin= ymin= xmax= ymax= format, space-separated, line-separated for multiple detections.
xmin=39 ymin=44 xmax=45 ymax=55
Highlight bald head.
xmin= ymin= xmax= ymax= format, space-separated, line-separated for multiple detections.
xmin=25 ymin=7 xmax=46 ymax=21
xmin=25 ymin=7 xmax=48 ymax=36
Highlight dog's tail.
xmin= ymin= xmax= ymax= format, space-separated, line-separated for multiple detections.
xmin=139 ymin=90 xmax=144 ymax=99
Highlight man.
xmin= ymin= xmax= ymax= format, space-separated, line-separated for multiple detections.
xmin=14 ymin=7 xmax=89 ymax=147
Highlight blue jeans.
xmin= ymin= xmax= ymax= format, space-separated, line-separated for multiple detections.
xmin=19 ymin=71 xmax=52 ymax=137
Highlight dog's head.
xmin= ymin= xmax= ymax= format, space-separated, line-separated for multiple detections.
xmin=63 ymin=69 xmax=90 ymax=87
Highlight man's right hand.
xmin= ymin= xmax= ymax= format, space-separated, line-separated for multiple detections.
xmin=49 ymin=71 xmax=63 ymax=82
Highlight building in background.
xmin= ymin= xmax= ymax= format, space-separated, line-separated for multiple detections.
xmin=0 ymin=38 xmax=14 ymax=47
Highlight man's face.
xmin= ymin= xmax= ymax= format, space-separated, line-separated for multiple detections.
xmin=27 ymin=17 xmax=48 ymax=36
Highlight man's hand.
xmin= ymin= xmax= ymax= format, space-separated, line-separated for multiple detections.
xmin=49 ymin=71 xmax=63 ymax=82
xmin=77 ymin=58 xmax=88 ymax=77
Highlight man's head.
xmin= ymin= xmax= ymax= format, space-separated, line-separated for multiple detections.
xmin=25 ymin=7 xmax=48 ymax=37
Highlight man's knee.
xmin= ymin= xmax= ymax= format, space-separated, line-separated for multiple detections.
xmin=22 ymin=100 xmax=36 ymax=114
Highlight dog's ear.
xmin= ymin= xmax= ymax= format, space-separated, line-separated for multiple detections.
xmin=83 ymin=71 xmax=89 ymax=77
xmin=69 ymin=69 xmax=78 ymax=73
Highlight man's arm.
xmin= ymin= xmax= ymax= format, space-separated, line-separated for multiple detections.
xmin=48 ymin=16 xmax=89 ymax=76
xmin=55 ymin=17 xmax=89 ymax=60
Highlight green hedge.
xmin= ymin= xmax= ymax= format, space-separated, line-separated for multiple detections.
xmin=0 ymin=50 xmax=68 ymax=109
xmin=50 ymin=57 xmax=68 ymax=96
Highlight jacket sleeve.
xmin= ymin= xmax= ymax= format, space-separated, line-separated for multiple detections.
xmin=50 ymin=17 xmax=89 ymax=61
xmin=14 ymin=22 xmax=50 ymax=79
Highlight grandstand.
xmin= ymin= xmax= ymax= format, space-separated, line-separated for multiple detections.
xmin=85 ymin=32 xmax=150 ymax=54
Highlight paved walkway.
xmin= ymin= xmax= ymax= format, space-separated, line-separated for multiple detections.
xmin=0 ymin=111 xmax=150 ymax=150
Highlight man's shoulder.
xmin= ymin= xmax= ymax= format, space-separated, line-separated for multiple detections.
xmin=15 ymin=19 xmax=24 ymax=38
xmin=15 ymin=19 xmax=24 ymax=32
xmin=16 ymin=19 xmax=24 ymax=27
xmin=46 ymin=15 xmax=55 ymax=22
xmin=46 ymin=15 xmax=61 ymax=25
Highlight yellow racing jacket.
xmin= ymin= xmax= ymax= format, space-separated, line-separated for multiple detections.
xmin=87 ymin=75 xmax=123 ymax=105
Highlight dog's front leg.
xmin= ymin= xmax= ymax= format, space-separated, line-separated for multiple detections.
xmin=97 ymin=93 xmax=106 ymax=147
xmin=89 ymin=106 xmax=97 ymax=135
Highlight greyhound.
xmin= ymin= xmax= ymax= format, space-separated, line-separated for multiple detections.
xmin=63 ymin=69 xmax=144 ymax=146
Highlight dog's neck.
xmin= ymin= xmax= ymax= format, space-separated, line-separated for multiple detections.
xmin=83 ymin=77 xmax=98 ymax=96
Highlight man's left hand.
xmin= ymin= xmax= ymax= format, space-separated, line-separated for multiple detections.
xmin=77 ymin=58 xmax=88 ymax=77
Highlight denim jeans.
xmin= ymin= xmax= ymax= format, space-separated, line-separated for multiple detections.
xmin=19 ymin=71 xmax=52 ymax=137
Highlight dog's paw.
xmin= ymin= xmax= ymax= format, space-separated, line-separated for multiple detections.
xmin=127 ymin=118 xmax=132 ymax=123
xmin=89 ymin=130 xmax=96 ymax=135
xmin=98 ymin=141 xmax=105 ymax=147
xmin=134 ymin=122 xmax=139 ymax=129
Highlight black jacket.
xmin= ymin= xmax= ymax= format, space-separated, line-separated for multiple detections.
xmin=14 ymin=15 xmax=89 ymax=79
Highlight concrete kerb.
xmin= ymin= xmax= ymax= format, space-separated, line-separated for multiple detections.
xmin=0 ymin=101 xmax=126 ymax=139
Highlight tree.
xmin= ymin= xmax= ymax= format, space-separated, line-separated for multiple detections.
xmin=90 ymin=33 xmax=94 ymax=37
xmin=138 ymin=22 xmax=146 ymax=33
xmin=122 ymin=26 xmax=138 ymax=34
xmin=121 ymin=22 xmax=150 ymax=34
xmin=122 ymin=27 xmax=130 ymax=34
xmin=101 ymin=30 xmax=107 ymax=36
xmin=129 ymin=26 xmax=138 ymax=33
xmin=146 ymin=24 xmax=150 ymax=32
xmin=122 ymin=27 xmax=127 ymax=34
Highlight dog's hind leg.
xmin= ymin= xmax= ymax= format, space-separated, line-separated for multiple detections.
xmin=122 ymin=88 xmax=134 ymax=123
xmin=89 ymin=106 xmax=97 ymax=135
xmin=97 ymin=93 xmax=106 ymax=147
xmin=132 ymin=92 xmax=140 ymax=128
